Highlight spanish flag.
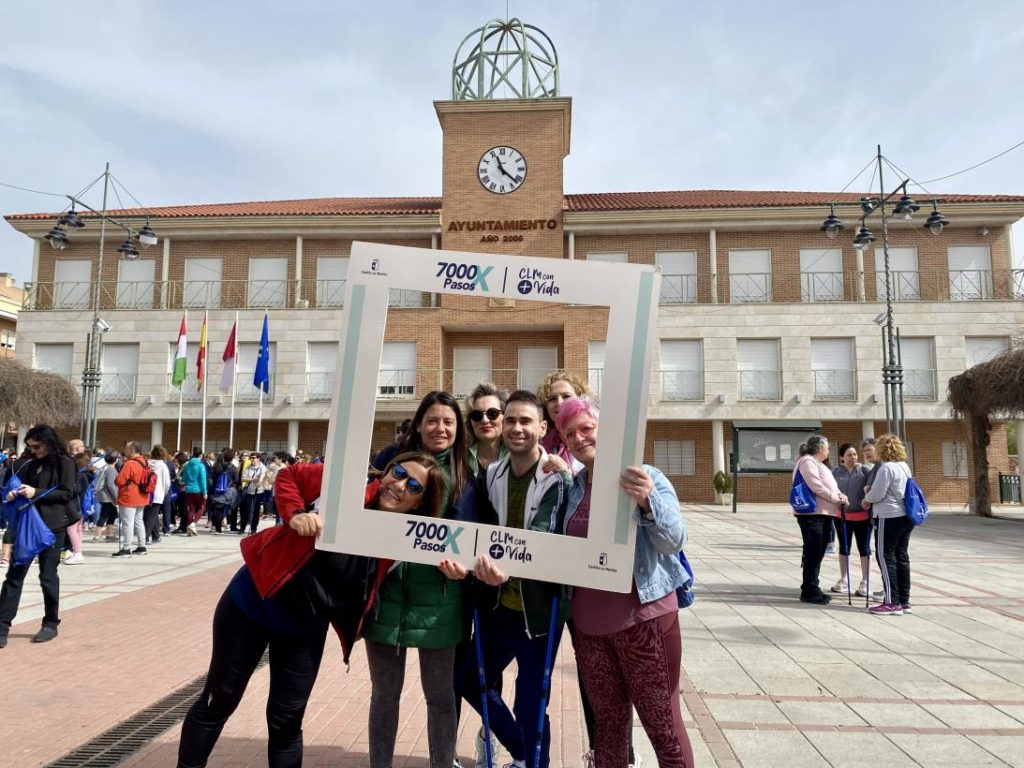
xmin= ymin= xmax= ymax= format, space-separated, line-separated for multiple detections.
xmin=197 ymin=311 xmax=209 ymax=383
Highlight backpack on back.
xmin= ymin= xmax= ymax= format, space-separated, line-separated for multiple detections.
xmin=902 ymin=468 xmax=928 ymax=526
xmin=215 ymin=470 xmax=230 ymax=494
xmin=79 ymin=468 xmax=97 ymax=521
xmin=135 ymin=457 xmax=158 ymax=496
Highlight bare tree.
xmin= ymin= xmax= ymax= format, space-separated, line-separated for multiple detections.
xmin=0 ymin=358 xmax=82 ymax=435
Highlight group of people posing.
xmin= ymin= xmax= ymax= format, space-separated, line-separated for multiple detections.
xmin=792 ymin=433 xmax=918 ymax=615
xmin=177 ymin=371 xmax=695 ymax=768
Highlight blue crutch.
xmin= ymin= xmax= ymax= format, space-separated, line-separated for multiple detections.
xmin=841 ymin=505 xmax=852 ymax=606
xmin=533 ymin=596 xmax=560 ymax=768
xmin=473 ymin=608 xmax=494 ymax=768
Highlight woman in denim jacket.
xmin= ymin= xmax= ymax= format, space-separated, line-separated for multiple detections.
xmin=555 ymin=398 xmax=694 ymax=768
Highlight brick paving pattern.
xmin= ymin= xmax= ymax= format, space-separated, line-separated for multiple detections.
xmin=1 ymin=506 xmax=1022 ymax=766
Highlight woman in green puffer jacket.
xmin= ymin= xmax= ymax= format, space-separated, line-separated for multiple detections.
xmin=362 ymin=391 xmax=478 ymax=768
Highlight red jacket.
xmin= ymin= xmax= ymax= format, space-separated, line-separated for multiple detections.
xmin=239 ymin=463 xmax=383 ymax=663
xmin=115 ymin=455 xmax=152 ymax=507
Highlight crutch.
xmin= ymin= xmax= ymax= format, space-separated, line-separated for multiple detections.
xmin=533 ymin=597 xmax=561 ymax=768
xmin=841 ymin=505 xmax=852 ymax=606
xmin=473 ymin=608 xmax=494 ymax=768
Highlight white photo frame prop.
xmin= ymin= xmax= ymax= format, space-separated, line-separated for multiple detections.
xmin=317 ymin=241 xmax=661 ymax=592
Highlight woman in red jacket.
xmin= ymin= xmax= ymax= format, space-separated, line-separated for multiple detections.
xmin=177 ymin=452 xmax=444 ymax=768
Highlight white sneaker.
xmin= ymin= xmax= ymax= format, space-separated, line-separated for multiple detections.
xmin=582 ymin=750 xmax=596 ymax=768
xmin=829 ymin=579 xmax=848 ymax=593
xmin=475 ymin=728 xmax=500 ymax=768
xmin=63 ymin=552 xmax=84 ymax=565
xmin=855 ymin=581 xmax=869 ymax=596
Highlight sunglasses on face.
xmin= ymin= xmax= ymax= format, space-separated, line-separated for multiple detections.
xmin=469 ymin=407 xmax=503 ymax=423
xmin=389 ymin=463 xmax=424 ymax=495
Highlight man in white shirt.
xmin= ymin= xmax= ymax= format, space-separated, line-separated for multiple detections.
xmin=238 ymin=453 xmax=266 ymax=535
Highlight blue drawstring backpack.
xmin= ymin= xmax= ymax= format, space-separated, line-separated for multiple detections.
xmin=902 ymin=467 xmax=928 ymax=526
xmin=790 ymin=471 xmax=816 ymax=514
xmin=78 ymin=468 xmax=97 ymax=523
xmin=2 ymin=474 xmax=57 ymax=566
xmin=215 ymin=471 xmax=230 ymax=495
xmin=676 ymin=550 xmax=695 ymax=608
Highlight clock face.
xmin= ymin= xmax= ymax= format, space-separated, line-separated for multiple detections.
xmin=477 ymin=146 xmax=527 ymax=194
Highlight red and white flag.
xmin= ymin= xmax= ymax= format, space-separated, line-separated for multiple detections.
xmin=220 ymin=320 xmax=238 ymax=394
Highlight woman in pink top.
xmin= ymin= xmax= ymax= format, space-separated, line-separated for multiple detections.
xmin=793 ymin=435 xmax=849 ymax=605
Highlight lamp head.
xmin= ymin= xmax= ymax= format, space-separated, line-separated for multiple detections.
xmin=892 ymin=194 xmax=921 ymax=221
xmin=117 ymin=238 xmax=140 ymax=259
xmin=924 ymin=208 xmax=948 ymax=236
xmin=859 ymin=197 xmax=876 ymax=215
xmin=58 ymin=208 xmax=85 ymax=229
xmin=137 ymin=224 xmax=158 ymax=248
xmin=820 ymin=205 xmax=845 ymax=240
xmin=852 ymin=224 xmax=875 ymax=251
xmin=45 ymin=225 xmax=69 ymax=251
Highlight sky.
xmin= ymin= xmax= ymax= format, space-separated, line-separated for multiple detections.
xmin=2 ymin=1 xmax=1024 ymax=283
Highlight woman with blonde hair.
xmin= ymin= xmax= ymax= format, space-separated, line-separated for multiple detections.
xmin=862 ymin=433 xmax=915 ymax=616
xmin=536 ymin=370 xmax=589 ymax=466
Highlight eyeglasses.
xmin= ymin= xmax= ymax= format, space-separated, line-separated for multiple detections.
xmin=389 ymin=463 xmax=425 ymax=495
xmin=469 ymin=407 xmax=503 ymax=423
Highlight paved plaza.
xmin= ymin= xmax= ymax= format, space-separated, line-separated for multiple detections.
xmin=2 ymin=504 xmax=1023 ymax=767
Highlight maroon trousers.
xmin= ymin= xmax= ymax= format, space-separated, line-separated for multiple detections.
xmin=574 ymin=610 xmax=694 ymax=768
xmin=185 ymin=493 xmax=206 ymax=525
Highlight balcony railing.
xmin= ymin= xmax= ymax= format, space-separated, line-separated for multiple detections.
xmin=730 ymin=273 xmax=772 ymax=303
xmin=657 ymin=370 xmax=703 ymax=401
xmin=247 ymin=280 xmax=289 ymax=309
xmin=99 ymin=373 xmax=137 ymax=402
xmin=316 ymin=279 xmax=346 ymax=308
xmin=801 ymin=272 xmax=844 ymax=302
xmin=813 ymin=370 xmax=856 ymax=401
xmin=377 ymin=369 xmax=416 ymax=399
xmin=875 ymin=270 xmax=920 ymax=302
xmin=660 ymin=274 xmax=698 ymax=304
xmin=305 ymin=371 xmax=335 ymax=401
xmin=739 ymin=370 xmax=781 ymax=401
xmin=167 ymin=372 xmax=203 ymax=402
xmin=903 ymin=368 xmax=937 ymax=400
xmin=948 ymin=270 xmax=993 ymax=301
xmin=1014 ymin=269 xmax=1024 ymax=300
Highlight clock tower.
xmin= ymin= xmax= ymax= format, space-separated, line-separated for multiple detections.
xmin=436 ymin=19 xmax=570 ymax=259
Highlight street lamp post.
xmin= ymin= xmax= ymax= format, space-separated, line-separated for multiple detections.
xmin=44 ymin=163 xmax=157 ymax=449
xmin=820 ymin=145 xmax=949 ymax=443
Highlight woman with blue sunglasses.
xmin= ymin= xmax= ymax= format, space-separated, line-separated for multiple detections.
xmin=177 ymin=451 xmax=444 ymax=768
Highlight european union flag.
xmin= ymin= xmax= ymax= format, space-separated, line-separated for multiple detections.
xmin=253 ymin=313 xmax=271 ymax=393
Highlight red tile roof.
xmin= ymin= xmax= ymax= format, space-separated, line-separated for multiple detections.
xmin=7 ymin=190 xmax=1024 ymax=222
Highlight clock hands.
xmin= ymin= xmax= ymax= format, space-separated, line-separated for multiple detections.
xmin=494 ymin=157 xmax=517 ymax=181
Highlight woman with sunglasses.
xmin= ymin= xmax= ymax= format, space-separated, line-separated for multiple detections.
xmin=0 ymin=425 xmax=79 ymax=648
xmin=177 ymin=452 xmax=445 ymax=768
xmin=363 ymin=390 xmax=478 ymax=768
xmin=466 ymin=382 xmax=508 ymax=479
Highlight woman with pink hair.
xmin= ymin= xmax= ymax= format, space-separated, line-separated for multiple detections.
xmin=555 ymin=397 xmax=695 ymax=767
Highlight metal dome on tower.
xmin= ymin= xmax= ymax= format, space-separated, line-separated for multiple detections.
xmin=451 ymin=18 xmax=560 ymax=100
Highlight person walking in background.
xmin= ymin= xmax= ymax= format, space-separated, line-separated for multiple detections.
xmin=113 ymin=442 xmax=153 ymax=558
xmin=209 ymin=449 xmax=240 ymax=535
xmin=162 ymin=448 xmax=179 ymax=535
xmin=830 ymin=443 xmax=871 ymax=596
xmin=863 ymin=433 xmax=916 ymax=616
xmin=63 ymin=452 xmax=93 ymax=565
xmin=239 ymin=453 xmax=266 ymax=535
xmin=145 ymin=445 xmax=172 ymax=545
xmin=91 ymin=452 xmax=120 ymax=543
xmin=261 ymin=453 xmax=284 ymax=524
xmin=179 ymin=447 xmax=208 ymax=537
xmin=792 ymin=435 xmax=849 ymax=605
xmin=0 ymin=425 xmax=79 ymax=647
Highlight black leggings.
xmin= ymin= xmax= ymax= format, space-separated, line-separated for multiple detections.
xmin=832 ymin=516 xmax=872 ymax=557
xmin=177 ymin=589 xmax=328 ymax=768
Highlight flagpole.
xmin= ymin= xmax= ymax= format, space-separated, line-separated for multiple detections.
xmin=256 ymin=388 xmax=264 ymax=453
xmin=176 ymin=309 xmax=187 ymax=450
xmin=228 ymin=311 xmax=238 ymax=449
xmin=201 ymin=309 xmax=209 ymax=451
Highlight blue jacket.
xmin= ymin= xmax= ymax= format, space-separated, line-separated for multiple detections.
xmin=562 ymin=464 xmax=687 ymax=604
xmin=180 ymin=457 xmax=207 ymax=495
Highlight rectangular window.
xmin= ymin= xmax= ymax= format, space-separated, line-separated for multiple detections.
xmin=737 ymin=339 xmax=781 ymax=400
xmin=899 ymin=337 xmax=936 ymax=400
xmin=35 ymin=343 xmax=74 ymax=378
xmin=729 ymin=249 xmax=771 ymax=303
xmin=518 ymin=346 xmax=557 ymax=391
xmin=964 ymin=336 xmax=1009 ymax=368
xmin=116 ymin=258 xmax=155 ymax=309
xmin=800 ymin=248 xmax=843 ymax=302
xmin=0 ymin=328 xmax=15 ymax=350
xmin=586 ymin=252 xmax=628 ymax=263
xmin=306 ymin=342 xmax=338 ymax=401
xmin=249 ymin=257 xmax=288 ymax=308
xmin=875 ymin=247 xmax=919 ymax=301
xmin=588 ymin=340 xmax=605 ymax=396
xmin=454 ymin=347 xmax=493 ymax=398
xmin=379 ymin=342 xmax=416 ymax=398
xmin=237 ymin=341 xmax=277 ymax=400
xmin=100 ymin=343 xmax=139 ymax=402
xmin=53 ymin=259 xmax=92 ymax=309
xmin=942 ymin=441 xmax=968 ymax=478
xmin=811 ymin=338 xmax=856 ymax=400
xmin=656 ymin=251 xmax=697 ymax=304
xmin=659 ymin=340 xmax=702 ymax=400
xmin=948 ymin=246 xmax=993 ymax=300
xmin=183 ymin=258 xmax=222 ymax=308
xmin=317 ymin=257 xmax=348 ymax=307
xmin=654 ymin=440 xmax=696 ymax=476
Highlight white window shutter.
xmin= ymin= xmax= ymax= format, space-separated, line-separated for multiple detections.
xmin=964 ymin=337 xmax=1008 ymax=368
xmin=116 ymin=259 xmax=155 ymax=308
xmin=248 ymin=257 xmax=288 ymax=308
xmin=455 ymin=347 xmax=493 ymax=397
